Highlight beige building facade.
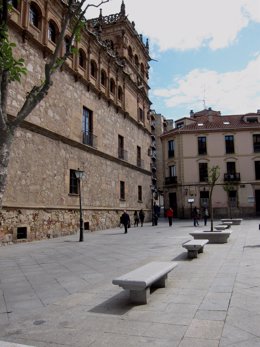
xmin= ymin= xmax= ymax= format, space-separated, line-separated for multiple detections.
xmin=0 ymin=0 xmax=154 ymax=243
xmin=160 ymin=109 xmax=260 ymax=219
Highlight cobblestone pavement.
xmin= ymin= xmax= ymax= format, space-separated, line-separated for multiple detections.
xmin=0 ymin=219 xmax=260 ymax=347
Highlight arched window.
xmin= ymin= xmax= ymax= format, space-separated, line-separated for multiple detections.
xmin=29 ymin=2 xmax=41 ymax=29
xmin=110 ymin=78 xmax=115 ymax=95
xmin=128 ymin=46 xmax=133 ymax=60
xmin=78 ymin=49 xmax=86 ymax=69
xmin=101 ymin=69 xmax=107 ymax=87
xmin=140 ymin=63 xmax=145 ymax=77
xmin=64 ymin=36 xmax=71 ymax=54
xmin=118 ymin=86 xmax=123 ymax=101
xmin=48 ymin=20 xmax=58 ymax=44
xmin=10 ymin=0 xmax=19 ymax=10
xmin=134 ymin=54 xmax=139 ymax=68
xmin=90 ymin=60 xmax=97 ymax=78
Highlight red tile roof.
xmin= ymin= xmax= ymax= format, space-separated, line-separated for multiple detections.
xmin=161 ymin=110 xmax=260 ymax=137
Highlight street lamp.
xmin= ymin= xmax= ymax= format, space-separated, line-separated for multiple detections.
xmin=75 ymin=169 xmax=85 ymax=242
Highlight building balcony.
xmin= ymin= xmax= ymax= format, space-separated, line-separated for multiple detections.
xmin=150 ymin=163 xmax=156 ymax=172
xmin=151 ymin=141 xmax=156 ymax=149
xmin=118 ymin=148 xmax=128 ymax=161
xmin=82 ymin=131 xmax=97 ymax=148
xmin=224 ymin=173 xmax=241 ymax=181
xmin=137 ymin=158 xmax=144 ymax=168
xmin=165 ymin=176 xmax=177 ymax=185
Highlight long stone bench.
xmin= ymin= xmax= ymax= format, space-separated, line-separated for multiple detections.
xmin=182 ymin=239 xmax=209 ymax=258
xmin=190 ymin=231 xmax=232 ymax=244
xmin=112 ymin=261 xmax=178 ymax=304
xmin=221 ymin=218 xmax=243 ymax=225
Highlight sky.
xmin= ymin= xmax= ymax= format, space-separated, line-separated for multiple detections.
xmin=88 ymin=0 xmax=260 ymax=121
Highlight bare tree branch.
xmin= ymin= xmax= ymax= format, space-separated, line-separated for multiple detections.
xmin=11 ymin=0 xmax=110 ymax=128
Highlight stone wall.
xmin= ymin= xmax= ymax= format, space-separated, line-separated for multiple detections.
xmin=0 ymin=207 xmax=150 ymax=245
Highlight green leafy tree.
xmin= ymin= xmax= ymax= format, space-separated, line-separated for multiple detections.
xmin=208 ymin=166 xmax=220 ymax=231
xmin=0 ymin=0 xmax=109 ymax=208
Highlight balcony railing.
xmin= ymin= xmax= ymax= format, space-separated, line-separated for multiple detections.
xmin=82 ymin=131 xmax=97 ymax=148
xmin=150 ymin=163 xmax=157 ymax=171
xmin=118 ymin=148 xmax=128 ymax=161
xmin=137 ymin=158 xmax=144 ymax=168
xmin=224 ymin=173 xmax=241 ymax=181
xmin=165 ymin=176 xmax=177 ymax=185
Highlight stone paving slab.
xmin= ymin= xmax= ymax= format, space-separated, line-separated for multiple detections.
xmin=0 ymin=219 xmax=260 ymax=346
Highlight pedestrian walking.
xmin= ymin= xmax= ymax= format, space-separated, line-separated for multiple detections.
xmin=166 ymin=207 xmax=174 ymax=226
xmin=203 ymin=207 xmax=209 ymax=226
xmin=120 ymin=210 xmax=130 ymax=234
xmin=153 ymin=203 xmax=160 ymax=226
xmin=139 ymin=209 xmax=145 ymax=227
xmin=134 ymin=210 xmax=139 ymax=227
xmin=193 ymin=206 xmax=199 ymax=226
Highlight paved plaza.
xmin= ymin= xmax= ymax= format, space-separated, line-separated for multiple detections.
xmin=0 ymin=218 xmax=260 ymax=346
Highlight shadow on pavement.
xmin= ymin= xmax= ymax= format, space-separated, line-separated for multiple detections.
xmin=89 ymin=291 xmax=134 ymax=315
xmin=172 ymin=252 xmax=190 ymax=261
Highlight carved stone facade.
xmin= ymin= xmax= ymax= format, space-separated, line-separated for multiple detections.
xmin=1 ymin=0 xmax=154 ymax=243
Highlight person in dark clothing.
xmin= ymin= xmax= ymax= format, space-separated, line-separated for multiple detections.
xmin=139 ymin=209 xmax=145 ymax=227
xmin=134 ymin=210 xmax=139 ymax=226
xmin=153 ymin=203 xmax=160 ymax=226
xmin=203 ymin=207 xmax=209 ymax=226
xmin=120 ymin=210 xmax=130 ymax=233
xmin=193 ymin=206 xmax=199 ymax=226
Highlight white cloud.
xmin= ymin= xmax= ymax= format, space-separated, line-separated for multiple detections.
xmin=88 ymin=0 xmax=260 ymax=51
xmin=152 ymin=54 xmax=260 ymax=117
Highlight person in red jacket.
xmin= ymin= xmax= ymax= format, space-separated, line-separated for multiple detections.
xmin=166 ymin=207 xmax=174 ymax=226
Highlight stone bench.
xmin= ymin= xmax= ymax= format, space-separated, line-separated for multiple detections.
xmin=214 ymin=225 xmax=229 ymax=231
xmin=221 ymin=218 xmax=243 ymax=225
xmin=112 ymin=261 xmax=178 ymax=304
xmin=190 ymin=231 xmax=232 ymax=244
xmin=182 ymin=239 xmax=209 ymax=258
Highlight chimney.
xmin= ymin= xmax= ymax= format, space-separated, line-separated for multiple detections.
xmin=257 ymin=109 xmax=260 ymax=114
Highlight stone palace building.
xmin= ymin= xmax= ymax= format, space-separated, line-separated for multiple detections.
xmin=0 ymin=0 xmax=156 ymax=242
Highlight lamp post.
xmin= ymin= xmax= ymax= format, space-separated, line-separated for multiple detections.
xmin=75 ymin=169 xmax=85 ymax=242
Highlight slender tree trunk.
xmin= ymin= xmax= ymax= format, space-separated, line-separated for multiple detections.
xmin=0 ymin=126 xmax=14 ymax=209
xmin=209 ymin=185 xmax=214 ymax=231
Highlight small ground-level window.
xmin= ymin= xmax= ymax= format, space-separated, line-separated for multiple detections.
xmin=17 ymin=227 xmax=27 ymax=239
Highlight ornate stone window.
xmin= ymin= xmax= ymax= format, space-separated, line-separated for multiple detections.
xmin=140 ymin=63 xmax=145 ymax=77
xmin=69 ymin=170 xmax=79 ymax=195
xmin=90 ymin=60 xmax=97 ymax=78
xmin=78 ymin=49 xmax=86 ymax=69
xmin=120 ymin=181 xmax=125 ymax=200
xmin=128 ymin=46 xmax=133 ymax=61
xmin=110 ymin=78 xmax=115 ymax=95
xmin=138 ymin=185 xmax=142 ymax=202
xmin=29 ymin=2 xmax=41 ymax=29
xmin=134 ymin=54 xmax=139 ymax=68
xmin=64 ymin=35 xmax=71 ymax=54
xmin=101 ymin=69 xmax=107 ymax=87
xmin=48 ymin=20 xmax=58 ymax=44
xmin=10 ymin=0 xmax=19 ymax=10
xmin=118 ymin=86 xmax=123 ymax=101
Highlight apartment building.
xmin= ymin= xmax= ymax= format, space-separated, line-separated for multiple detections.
xmin=1 ymin=0 xmax=154 ymax=242
xmin=160 ymin=108 xmax=260 ymax=218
